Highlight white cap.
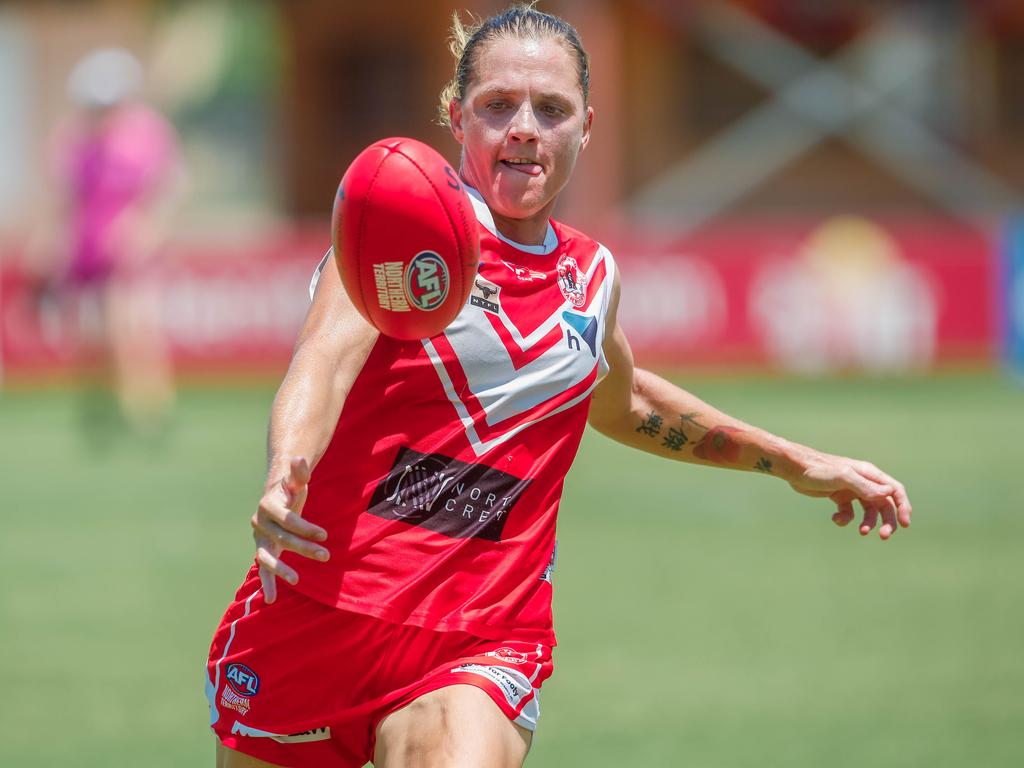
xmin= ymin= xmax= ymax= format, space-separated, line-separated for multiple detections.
xmin=67 ymin=47 xmax=143 ymax=109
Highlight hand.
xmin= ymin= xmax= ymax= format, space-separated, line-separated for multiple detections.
xmin=251 ymin=457 xmax=329 ymax=603
xmin=788 ymin=452 xmax=912 ymax=540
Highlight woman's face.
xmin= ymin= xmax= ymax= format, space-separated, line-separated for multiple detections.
xmin=449 ymin=35 xmax=593 ymax=242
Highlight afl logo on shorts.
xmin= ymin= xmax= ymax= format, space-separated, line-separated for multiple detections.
xmin=405 ymin=251 xmax=449 ymax=311
xmin=225 ymin=663 xmax=260 ymax=697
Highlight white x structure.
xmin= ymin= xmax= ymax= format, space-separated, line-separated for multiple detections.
xmin=630 ymin=2 xmax=1022 ymax=232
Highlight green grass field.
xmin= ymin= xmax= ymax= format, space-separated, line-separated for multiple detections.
xmin=1 ymin=373 xmax=1021 ymax=767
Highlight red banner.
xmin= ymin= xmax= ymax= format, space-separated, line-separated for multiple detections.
xmin=0 ymin=229 xmax=327 ymax=377
xmin=608 ymin=215 xmax=998 ymax=372
xmin=0 ymin=216 xmax=999 ymax=378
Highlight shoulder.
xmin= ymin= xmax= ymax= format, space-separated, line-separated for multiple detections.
xmin=550 ymin=218 xmax=617 ymax=280
xmin=551 ymin=218 xmax=614 ymax=255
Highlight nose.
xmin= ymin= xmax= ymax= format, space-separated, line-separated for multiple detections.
xmin=508 ymin=103 xmax=539 ymax=143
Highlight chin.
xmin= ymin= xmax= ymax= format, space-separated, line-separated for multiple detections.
xmin=489 ymin=184 xmax=550 ymax=220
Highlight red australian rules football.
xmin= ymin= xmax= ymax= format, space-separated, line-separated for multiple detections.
xmin=332 ymin=137 xmax=479 ymax=340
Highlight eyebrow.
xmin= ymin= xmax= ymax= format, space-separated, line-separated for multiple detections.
xmin=477 ymin=87 xmax=574 ymax=106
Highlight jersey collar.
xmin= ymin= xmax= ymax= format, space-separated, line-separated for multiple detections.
xmin=463 ymin=184 xmax=559 ymax=256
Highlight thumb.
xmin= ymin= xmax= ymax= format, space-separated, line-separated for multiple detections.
xmin=282 ymin=456 xmax=311 ymax=496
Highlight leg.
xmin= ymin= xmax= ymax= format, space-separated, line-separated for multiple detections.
xmin=107 ymin=277 xmax=175 ymax=435
xmin=374 ymin=684 xmax=531 ymax=768
xmin=215 ymin=741 xmax=284 ymax=768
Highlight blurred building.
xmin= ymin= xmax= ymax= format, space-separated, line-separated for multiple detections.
xmin=2 ymin=0 xmax=1024 ymax=231
xmin=2 ymin=0 xmax=1023 ymax=377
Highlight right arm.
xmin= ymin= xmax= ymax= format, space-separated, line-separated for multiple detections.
xmin=252 ymin=252 xmax=379 ymax=601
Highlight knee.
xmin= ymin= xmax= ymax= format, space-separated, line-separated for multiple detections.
xmin=375 ymin=687 xmax=528 ymax=768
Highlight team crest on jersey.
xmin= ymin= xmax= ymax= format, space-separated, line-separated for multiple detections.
xmin=556 ymin=254 xmax=587 ymax=307
xmin=470 ymin=276 xmax=501 ymax=313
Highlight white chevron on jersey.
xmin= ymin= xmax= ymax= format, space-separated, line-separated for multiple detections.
xmin=423 ymin=244 xmax=615 ymax=457
xmin=467 ymin=248 xmax=609 ymax=352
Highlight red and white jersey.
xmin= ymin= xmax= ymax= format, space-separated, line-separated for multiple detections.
xmin=286 ymin=186 xmax=617 ymax=645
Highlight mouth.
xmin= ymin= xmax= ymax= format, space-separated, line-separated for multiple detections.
xmin=500 ymin=158 xmax=543 ymax=177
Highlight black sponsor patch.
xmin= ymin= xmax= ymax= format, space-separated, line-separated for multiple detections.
xmin=470 ymin=276 xmax=500 ymax=314
xmin=470 ymin=295 xmax=499 ymax=313
xmin=368 ymin=447 xmax=530 ymax=541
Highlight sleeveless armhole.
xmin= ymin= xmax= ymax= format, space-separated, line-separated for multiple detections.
xmin=309 ymin=248 xmax=332 ymax=301
xmin=595 ymin=245 xmax=617 ymax=381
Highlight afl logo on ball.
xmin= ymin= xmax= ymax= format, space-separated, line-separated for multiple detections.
xmin=405 ymin=251 xmax=450 ymax=311
xmin=225 ymin=663 xmax=260 ymax=697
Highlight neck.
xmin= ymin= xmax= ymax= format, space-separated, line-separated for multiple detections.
xmin=489 ymin=205 xmax=553 ymax=247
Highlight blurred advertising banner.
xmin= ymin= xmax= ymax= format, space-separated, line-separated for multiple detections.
xmin=0 ymin=230 xmax=326 ymax=378
xmin=1005 ymin=218 xmax=1024 ymax=376
xmin=0 ymin=216 xmax=1000 ymax=378
xmin=611 ymin=215 xmax=998 ymax=373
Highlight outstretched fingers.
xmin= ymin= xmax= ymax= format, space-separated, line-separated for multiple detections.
xmin=832 ymin=500 xmax=855 ymax=527
xmin=251 ymin=457 xmax=330 ymax=602
xmin=256 ymin=542 xmax=296 ymax=603
xmin=858 ymin=499 xmax=880 ymax=537
xmin=855 ymin=461 xmax=913 ymax=531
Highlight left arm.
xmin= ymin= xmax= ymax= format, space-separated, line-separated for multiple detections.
xmin=587 ymin=274 xmax=912 ymax=539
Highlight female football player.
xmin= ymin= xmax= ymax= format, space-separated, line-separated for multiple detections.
xmin=207 ymin=5 xmax=912 ymax=767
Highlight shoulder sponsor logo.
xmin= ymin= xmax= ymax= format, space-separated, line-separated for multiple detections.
xmin=471 ymin=276 xmax=501 ymax=313
xmin=556 ymin=254 xmax=587 ymax=307
xmin=405 ymin=251 xmax=449 ymax=311
xmin=368 ymin=447 xmax=531 ymax=541
xmin=562 ymin=312 xmax=598 ymax=356
xmin=225 ymin=663 xmax=260 ymax=697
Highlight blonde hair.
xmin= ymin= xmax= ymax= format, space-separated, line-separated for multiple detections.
xmin=437 ymin=2 xmax=590 ymax=128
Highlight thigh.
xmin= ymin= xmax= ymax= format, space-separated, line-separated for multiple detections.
xmin=374 ymin=684 xmax=531 ymax=768
xmin=216 ymin=741 xmax=284 ymax=768
xmin=206 ymin=571 xmax=385 ymax=767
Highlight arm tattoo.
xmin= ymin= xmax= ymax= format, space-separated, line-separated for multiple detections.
xmin=637 ymin=411 xmax=663 ymax=437
xmin=680 ymin=412 xmax=705 ymax=431
xmin=662 ymin=426 xmax=687 ymax=451
xmin=754 ymin=457 xmax=773 ymax=473
xmin=693 ymin=426 xmax=744 ymax=463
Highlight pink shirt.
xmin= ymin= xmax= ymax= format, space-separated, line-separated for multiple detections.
xmin=51 ymin=103 xmax=179 ymax=283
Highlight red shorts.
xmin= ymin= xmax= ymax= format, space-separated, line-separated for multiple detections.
xmin=205 ymin=567 xmax=553 ymax=768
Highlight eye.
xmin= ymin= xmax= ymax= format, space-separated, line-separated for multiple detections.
xmin=486 ymin=100 xmax=508 ymax=111
xmin=540 ymin=104 xmax=565 ymax=117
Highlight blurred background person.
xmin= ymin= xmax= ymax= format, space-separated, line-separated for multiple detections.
xmin=25 ymin=46 xmax=186 ymax=445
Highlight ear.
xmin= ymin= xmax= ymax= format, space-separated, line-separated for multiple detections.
xmin=579 ymin=105 xmax=594 ymax=152
xmin=449 ymin=99 xmax=465 ymax=145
